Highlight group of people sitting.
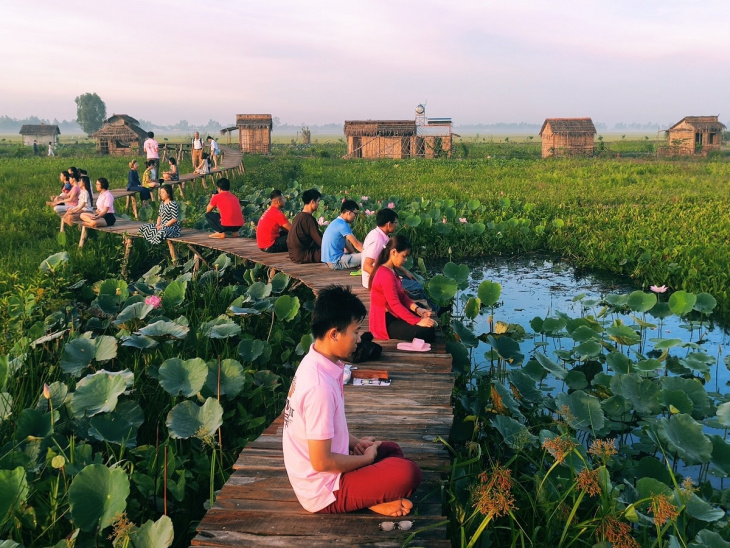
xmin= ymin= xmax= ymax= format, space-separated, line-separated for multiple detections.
xmin=126 ymin=157 xmax=179 ymax=205
xmin=50 ymin=166 xmax=116 ymax=228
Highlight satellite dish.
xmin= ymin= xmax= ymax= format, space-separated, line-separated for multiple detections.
xmin=415 ymin=104 xmax=425 ymax=115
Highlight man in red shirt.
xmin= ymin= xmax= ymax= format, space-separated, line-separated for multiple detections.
xmin=205 ymin=178 xmax=243 ymax=238
xmin=256 ymin=189 xmax=291 ymax=252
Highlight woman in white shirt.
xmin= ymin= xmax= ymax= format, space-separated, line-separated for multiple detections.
xmin=63 ymin=176 xmax=94 ymax=226
xmin=81 ymin=178 xmax=116 ymax=227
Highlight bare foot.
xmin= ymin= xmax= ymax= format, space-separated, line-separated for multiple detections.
xmin=368 ymin=498 xmax=413 ymax=517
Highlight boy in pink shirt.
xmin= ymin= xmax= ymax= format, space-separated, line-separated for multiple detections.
xmin=282 ymin=285 xmax=421 ymax=515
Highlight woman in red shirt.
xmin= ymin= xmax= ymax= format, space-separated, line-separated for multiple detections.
xmin=369 ymin=235 xmax=435 ymax=342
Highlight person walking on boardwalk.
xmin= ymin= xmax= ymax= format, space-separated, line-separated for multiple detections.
xmin=143 ymin=131 xmax=159 ymax=172
xmin=191 ymin=131 xmax=204 ymax=171
xmin=205 ymin=178 xmax=243 ymax=238
xmin=257 ymin=189 xmax=291 ymax=252
xmin=283 ymin=285 xmax=422 ymax=515
xmin=287 ymin=188 xmax=323 ymax=263
xmin=206 ymin=135 xmax=220 ymax=169
xmin=321 ymin=200 xmax=363 ymax=270
xmin=139 ymin=185 xmax=181 ymax=244
xmin=47 ymin=142 xmax=55 ymax=156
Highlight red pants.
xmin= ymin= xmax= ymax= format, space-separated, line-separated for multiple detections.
xmin=316 ymin=441 xmax=422 ymax=514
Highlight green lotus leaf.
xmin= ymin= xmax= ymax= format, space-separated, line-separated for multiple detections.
xmin=270 ymin=272 xmax=291 ymax=294
xmin=650 ymin=338 xmax=683 ymax=351
xmin=40 ymin=251 xmax=69 ymax=273
xmin=565 ymin=370 xmax=588 ymax=390
xmin=691 ymin=530 xmax=730 ymax=548
xmin=573 ymin=340 xmax=602 ymax=360
xmin=166 ymin=398 xmax=223 ymax=439
xmin=535 ymin=352 xmax=568 ymax=380
xmin=663 ymin=377 xmax=710 ymax=419
xmin=68 ymin=464 xmax=130 ymax=532
xmin=492 ymin=381 xmax=524 ymax=421
xmin=490 ymin=415 xmax=536 ymax=450
xmin=0 ymin=540 xmax=22 ymax=548
xmin=296 ymin=333 xmax=314 ymax=356
xmin=212 ymin=253 xmax=231 ymax=271
xmin=246 ymin=281 xmax=272 ymax=300
xmin=451 ymin=320 xmax=478 ymax=348
xmin=93 ymin=335 xmax=117 ymax=362
xmin=464 ymin=297 xmax=481 ymax=320
xmin=69 ymin=370 xmax=131 ymax=418
xmin=128 ymin=515 xmax=174 ymax=548
xmin=230 ymin=306 xmax=261 ymax=315
xmin=37 ymin=381 xmax=67 ymax=411
xmin=88 ymin=400 xmax=144 ymax=447
xmin=709 ymin=435 xmax=730 ymax=477
xmin=648 ymin=301 xmax=672 ymax=319
xmin=685 ymin=493 xmax=725 ymax=522
xmin=634 ymin=358 xmax=663 ymax=374
xmin=680 ymin=352 xmax=714 ymax=374
xmin=274 ymin=295 xmax=300 ymax=322
xmin=137 ymin=320 xmax=189 ymax=339
xmin=446 ymin=341 xmax=470 ymax=374
xmin=605 ymin=293 xmax=629 ymax=307
xmin=468 ymin=199 xmax=482 ymax=210
xmin=636 ymin=477 xmax=672 ymax=504
xmin=716 ymin=401 xmax=730 ymax=427
xmin=427 ymin=275 xmax=458 ymax=306
xmin=61 ymin=338 xmax=97 ymax=377
xmin=162 ymin=280 xmax=187 ymax=309
xmin=436 ymin=222 xmax=452 ymax=235
xmin=201 ymin=317 xmax=242 ymax=339
xmin=0 ymin=467 xmax=29 ymax=525
xmin=253 ymin=370 xmax=281 ymax=390
xmin=16 ymin=408 xmax=52 ymax=440
xmin=668 ymin=290 xmax=696 ymax=316
xmin=121 ymin=335 xmax=159 ymax=349
xmin=403 ymin=214 xmax=421 ymax=227
xmin=443 ymin=262 xmax=470 ymax=285
xmin=693 ymin=292 xmax=717 ymax=315
xmin=477 ymin=280 xmax=501 ymax=307
xmin=610 ymin=374 xmax=662 ymax=416
xmin=658 ymin=414 xmax=712 ymax=465
xmin=159 ymin=358 xmax=208 ymax=397
xmin=508 ymin=369 xmax=541 ymax=403
xmin=114 ymin=302 xmax=154 ymax=325
xmin=662 ymin=390 xmax=694 ymax=415
xmin=626 ymin=290 xmax=657 ymax=313
xmin=205 ymin=359 xmax=247 ymax=398
xmin=570 ymin=325 xmax=601 ymax=343
xmin=0 ymin=392 xmax=12 ymax=422
xmin=487 ymin=335 xmax=524 ymax=365
xmin=542 ymin=317 xmax=567 ymax=335
xmin=465 ymin=222 xmax=485 ymax=236
xmin=601 ymin=395 xmax=633 ymax=421
xmin=606 ymin=352 xmax=632 ymax=374
xmin=98 ymin=279 xmax=129 ymax=302
xmin=607 ymin=323 xmax=641 ymax=346
xmin=555 ymin=390 xmax=605 ymax=435
xmin=238 ymin=338 xmax=266 ymax=363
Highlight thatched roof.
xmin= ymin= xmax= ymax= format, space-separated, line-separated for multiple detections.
xmin=540 ymin=118 xmax=596 ymax=136
xmin=105 ymin=114 xmax=140 ymax=126
xmin=668 ymin=116 xmax=726 ymax=132
xmin=91 ymin=119 xmax=147 ymax=141
xmin=19 ymin=124 xmax=60 ymax=136
xmin=220 ymin=126 xmax=237 ymax=134
xmin=344 ymin=120 xmax=416 ymax=137
xmin=236 ymin=114 xmax=272 ymax=129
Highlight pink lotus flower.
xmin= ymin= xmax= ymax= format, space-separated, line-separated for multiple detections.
xmin=459 ymin=217 xmax=467 ymax=223
xmin=43 ymin=383 xmax=51 ymax=400
xmin=361 ymin=196 xmax=369 ymax=201
xmin=365 ymin=209 xmax=375 ymax=216
xmin=145 ymin=295 xmax=162 ymax=308
xmin=442 ymin=218 xmax=447 ymax=224
xmin=388 ymin=202 xmax=395 ymax=209
xmin=650 ymin=285 xmax=668 ymax=294
xmin=318 ymin=216 xmax=329 ymax=226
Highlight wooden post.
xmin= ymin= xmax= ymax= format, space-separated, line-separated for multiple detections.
xmin=79 ymin=226 xmax=88 ymax=248
xmin=60 ymin=217 xmax=65 ymax=233
xmin=186 ymin=244 xmax=209 ymax=267
xmin=167 ymin=240 xmax=178 ymax=264
xmin=121 ymin=236 xmax=133 ymax=277
xmin=125 ymin=195 xmax=138 ymax=219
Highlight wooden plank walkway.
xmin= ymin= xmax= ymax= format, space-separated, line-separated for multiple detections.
xmin=58 ymin=146 xmax=454 ymax=547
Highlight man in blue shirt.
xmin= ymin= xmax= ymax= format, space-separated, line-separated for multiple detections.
xmin=321 ymin=200 xmax=363 ymax=270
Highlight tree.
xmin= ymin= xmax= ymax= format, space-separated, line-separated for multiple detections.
xmin=75 ymin=92 xmax=106 ymax=135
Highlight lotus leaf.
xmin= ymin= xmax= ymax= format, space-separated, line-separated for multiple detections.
xmin=121 ymin=335 xmax=159 ymax=349
xmin=247 ymin=281 xmax=272 ymax=300
xmin=296 ymin=333 xmax=314 ymax=356
xmin=16 ymin=408 xmax=52 ymax=440
xmin=446 ymin=341 xmax=470 ymax=374
xmin=508 ymin=370 xmax=541 ymax=403
xmin=663 ymin=377 xmax=710 ymax=419
xmin=651 ymin=338 xmax=683 ymax=351
xmin=93 ymin=335 xmax=117 ymax=362
xmin=0 ymin=467 xmax=29 ymax=525
xmin=68 ymin=464 xmax=130 ymax=532
xmin=114 ymin=302 xmax=154 ymax=325
xmin=212 ymin=253 xmax=231 ymax=271
xmin=570 ymin=325 xmax=601 ymax=343
xmin=465 ymin=222 xmax=486 ymax=236
xmin=69 ymin=371 xmax=129 ymax=418
xmin=37 ymin=381 xmax=67 ymax=410
xmin=162 ymin=280 xmax=187 ymax=308
xmin=468 ymin=199 xmax=482 ymax=210
xmin=275 ymin=295 xmax=300 ymax=322
xmin=442 ymin=262 xmax=470 ymax=285
xmin=0 ymin=541 xmax=22 ymax=548
xmin=464 ymin=297 xmax=480 ymax=320
xmin=451 ymin=320 xmax=478 ymax=348
xmin=535 ymin=352 xmax=568 ymax=380
xmin=128 ymin=515 xmax=174 ymax=548
xmin=137 ymin=320 xmax=189 ymax=339
xmin=564 ymin=370 xmax=588 ymax=390
xmin=435 ymin=222 xmax=452 ymax=235
xmin=230 ymin=305 xmax=261 ymax=315
xmin=270 ymin=272 xmax=290 ymax=293
xmin=555 ymin=391 xmax=605 ymax=435
xmin=403 ymin=214 xmax=421 ymax=227
xmin=626 ymin=290 xmax=657 ymax=313
xmin=601 ymin=395 xmax=632 ymax=421
xmin=709 ymin=435 xmax=730 ymax=477
xmin=607 ymin=323 xmax=641 ymax=346
xmin=636 ymin=477 xmax=673 ymax=504
xmin=694 ymin=292 xmax=717 ymax=314
xmin=634 ymin=358 xmax=663 ymax=374
xmin=487 ymin=334 xmax=524 ymax=364
xmin=427 ymin=275 xmax=458 ymax=306
xmin=166 ymin=398 xmax=223 ymax=439
xmin=658 ymin=414 xmax=712 ymax=465
xmin=159 ymin=358 xmax=208 ymax=397
xmin=253 ymin=370 xmax=281 ymax=390
xmin=40 ymin=251 xmax=69 ymax=273
xmin=0 ymin=392 xmax=12 ymax=422
xmin=685 ymin=493 xmax=725 ymax=522
xmin=492 ymin=381 xmax=524 ymax=421
xmin=205 ymin=359 xmax=247 ymax=398
xmin=88 ymin=400 xmax=144 ymax=447
xmin=610 ymin=374 xmax=662 ymax=416
xmin=690 ymin=530 xmax=730 ymax=548
xmin=61 ymin=338 xmax=97 ymax=377
xmin=606 ymin=352 xmax=632 ymax=374
xmin=477 ymin=280 xmax=501 ymax=307
xmin=662 ymin=390 xmax=694 ymax=415
xmin=238 ymin=338 xmax=266 ymax=363
xmin=490 ymin=415 xmax=536 ymax=450
xmin=573 ymin=340 xmax=602 ymax=360
xmin=542 ymin=317 xmax=567 ymax=335
xmin=605 ymin=293 xmax=629 ymax=307
xmin=668 ymin=290 xmax=697 ymax=316
xmin=680 ymin=352 xmax=714 ymax=375
xmin=200 ymin=317 xmax=242 ymax=339
xmin=98 ymin=279 xmax=129 ymax=302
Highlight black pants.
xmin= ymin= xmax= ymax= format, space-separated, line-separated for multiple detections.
xmin=128 ymin=185 xmax=151 ymax=201
xmin=205 ymin=212 xmax=241 ymax=234
xmin=261 ymin=233 xmax=288 ymax=253
xmin=385 ymin=312 xmax=435 ymax=343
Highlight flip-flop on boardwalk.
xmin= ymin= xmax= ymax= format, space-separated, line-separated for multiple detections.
xmin=58 ymin=146 xmax=454 ymax=547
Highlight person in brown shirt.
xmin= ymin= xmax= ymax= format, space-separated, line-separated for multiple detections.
xmin=287 ymin=189 xmax=323 ymax=263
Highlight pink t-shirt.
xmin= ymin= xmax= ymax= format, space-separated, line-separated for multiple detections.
xmin=144 ymin=138 xmax=159 ymax=159
xmin=95 ymin=190 xmax=115 ymax=214
xmin=282 ymin=346 xmax=349 ymax=512
xmin=65 ymin=184 xmax=80 ymax=208
xmin=361 ymin=226 xmax=389 ymax=288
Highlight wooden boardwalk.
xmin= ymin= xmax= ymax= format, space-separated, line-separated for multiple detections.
xmin=61 ymin=147 xmax=454 ymax=547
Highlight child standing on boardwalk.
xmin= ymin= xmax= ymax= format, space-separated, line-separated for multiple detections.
xmin=283 ymin=285 xmax=422 ymax=515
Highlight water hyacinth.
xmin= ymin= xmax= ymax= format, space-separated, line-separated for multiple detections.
xmin=145 ymin=295 xmax=162 ymax=308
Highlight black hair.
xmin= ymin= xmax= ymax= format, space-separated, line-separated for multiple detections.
xmin=160 ymin=184 xmax=174 ymax=199
xmin=311 ymin=285 xmax=367 ymax=339
xmin=97 ymin=178 xmax=110 ymax=190
xmin=147 ymin=131 xmax=154 ymax=138
xmin=302 ymin=188 xmax=322 ymax=205
xmin=78 ymin=169 xmax=87 ymax=176
xmin=341 ymin=199 xmax=359 ymax=213
xmin=376 ymin=208 xmax=398 ymax=227
xmin=59 ymin=171 xmax=69 ymax=181
xmin=202 ymin=152 xmax=209 ymax=159
xmin=369 ymin=235 xmax=412 ymax=290
xmin=270 ymin=189 xmax=283 ymax=200
xmin=68 ymin=167 xmax=79 ymax=179
xmin=168 ymin=157 xmax=177 ymax=165
xmin=147 ymin=159 xmax=155 ymax=167
xmin=216 ymin=178 xmax=230 ymax=191
xmin=206 ymin=135 xmax=212 ymax=140
xmin=80 ymin=175 xmax=93 ymax=201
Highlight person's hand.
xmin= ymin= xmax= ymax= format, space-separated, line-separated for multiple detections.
xmin=417 ymin=317 xmax=435 ymax=328
xmin=352 ymin=436 xmax=377 ymax=455
xmin=362 ymin=441 xmax=381 ymax=464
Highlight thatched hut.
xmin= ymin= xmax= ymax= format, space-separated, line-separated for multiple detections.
xmin=344 ymin=115 xmax=452 ymax=159
xmin=19 ymin=124 xmax=60 ymax=146
xmin=665 ymin=116 xmax=725 ymax=155
xmin=539 ymin=118 xmax=596 ymax=158
xmin=91 ymin=114 xmax=147 ymax=155
xmin=236 ymin=114 xmax=272 ymax=154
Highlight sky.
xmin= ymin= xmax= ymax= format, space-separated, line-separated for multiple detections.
xmin=2 ymin=0 xmax=729 ymax=127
